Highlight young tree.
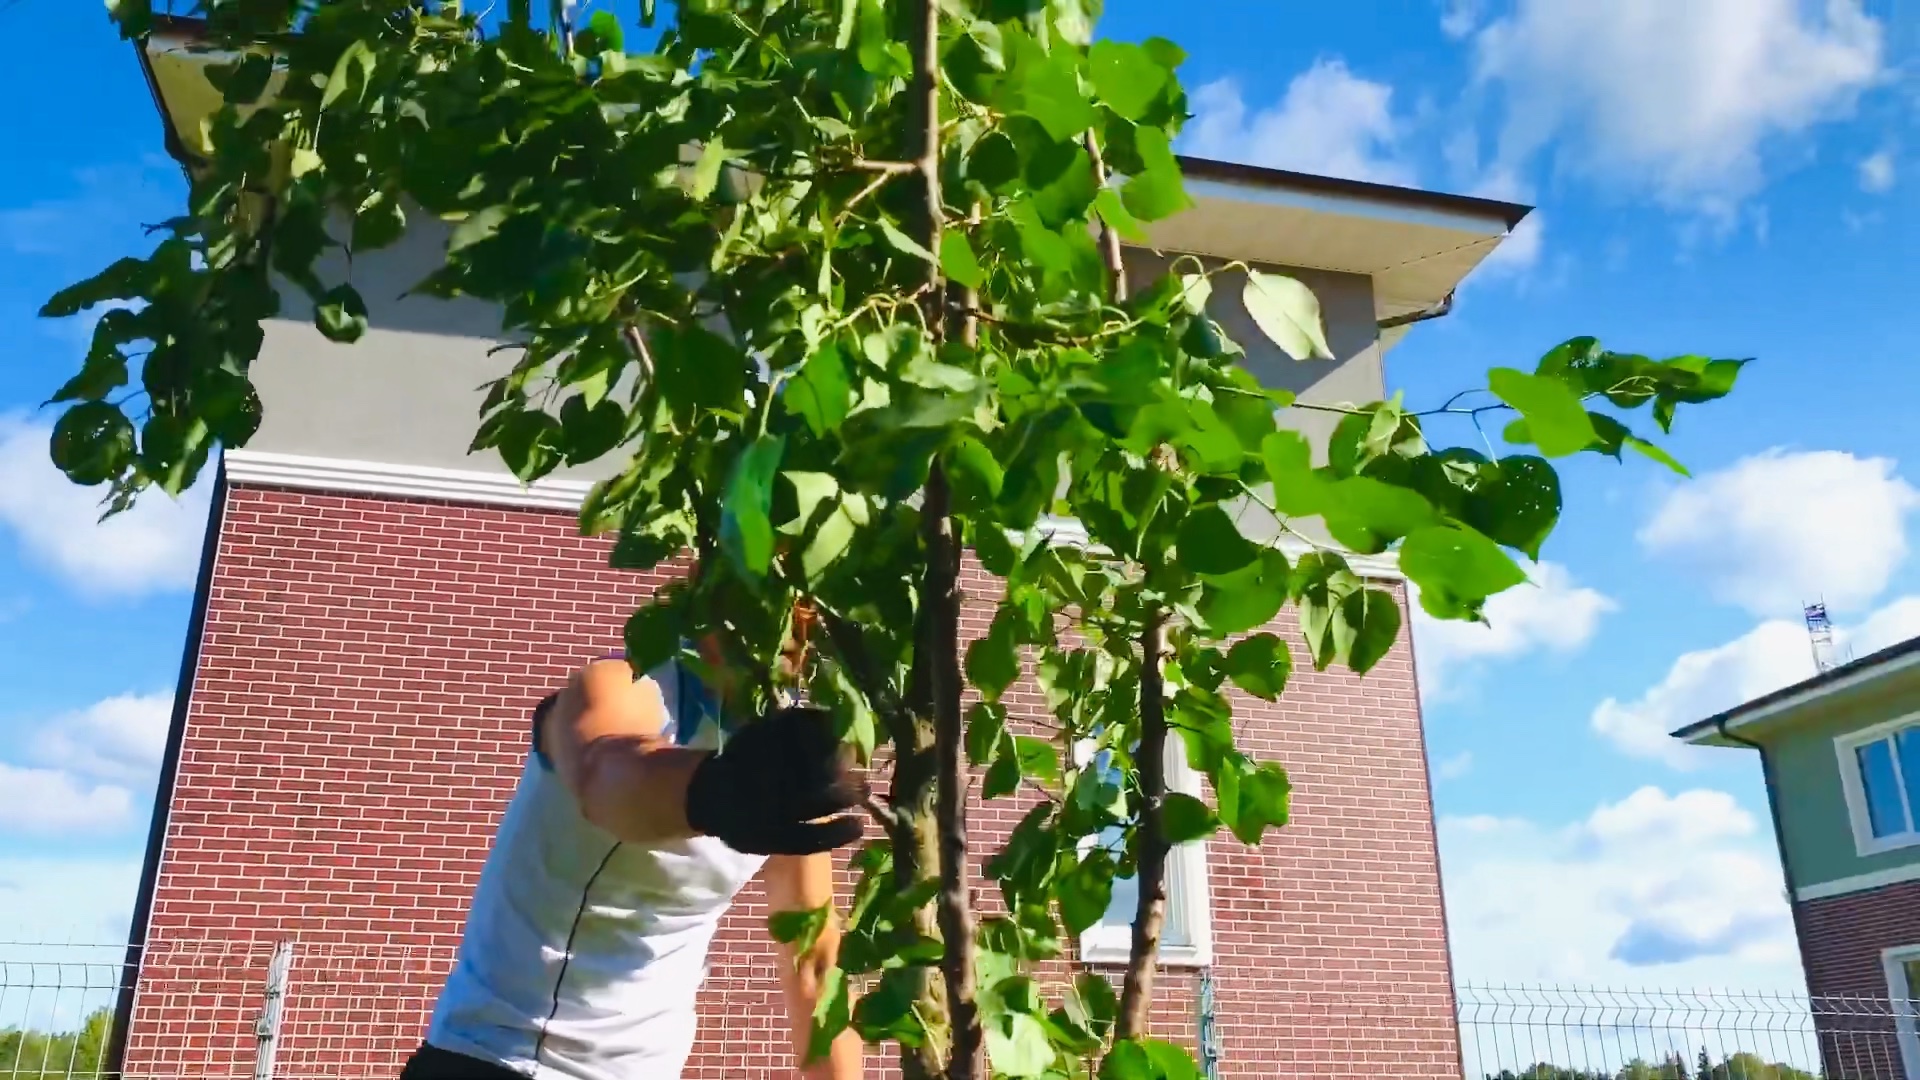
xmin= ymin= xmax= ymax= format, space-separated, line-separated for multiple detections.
xmin=46 ymin=2 xmax=1745 ymax=1076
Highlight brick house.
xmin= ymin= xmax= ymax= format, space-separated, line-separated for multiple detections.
xmin=1672 ymin=631 xmax=1920 ymax=1080
xmin=105 ymin=18 xmax=1533 ymax=1080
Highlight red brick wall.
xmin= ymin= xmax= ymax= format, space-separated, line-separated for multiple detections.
xmin=120 ymin=482 xmax=1460 ymax=1079
xmin=1798 ymin=881 xmax=1920 ymax=1080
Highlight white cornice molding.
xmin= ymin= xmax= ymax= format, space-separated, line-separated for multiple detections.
xmin=223 ymin=449 xmax=594 ymax=511
xmin=222 ymin=448 xmax=1405 ymax=580
xmin=1796 ymin=861 xmax=1920 ymax=903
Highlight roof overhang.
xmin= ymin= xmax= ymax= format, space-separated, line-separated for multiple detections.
xmin=1672 ymin=635 xmax=1920 ymax=749
xmin=139 ymin=19 xmax=1531 ymax=336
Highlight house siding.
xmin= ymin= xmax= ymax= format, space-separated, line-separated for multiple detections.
xmin=1797 ymin=880 xmax=1920 ymax=1080
xmin=1766 ymin=682 xmax=1920 ymax=893
xmin=117 ymin=482 xmax=1460 ymax=1079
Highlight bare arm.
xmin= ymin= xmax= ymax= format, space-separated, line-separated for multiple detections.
xmin=763 ymin=853 xmax=863 ymax=1080
xmin=539 ymin=657 xmax=709 ymax=845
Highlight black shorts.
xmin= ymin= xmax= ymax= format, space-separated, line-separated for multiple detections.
xmin=398 ymin=1042 xmax=527 ymax=1080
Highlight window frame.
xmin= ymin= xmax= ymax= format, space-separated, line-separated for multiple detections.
xmin=1883 ymin=944 xmax=1920 ymax=1080
xmin=1072 ymin=736 xmax=1215 ymax=969
xmin=1834 ymin=712 xmax=1920 ymax=857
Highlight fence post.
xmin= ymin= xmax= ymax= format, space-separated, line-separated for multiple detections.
xmin=251 ymin=942 xmax=294 ymax=1080
xmin=1197 ymin=968 xmax=1222 ymax=1080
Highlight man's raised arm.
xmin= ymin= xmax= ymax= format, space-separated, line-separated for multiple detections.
xmin=763 ymin=852 xmax=863 ymax=1080
xmin=540 ymin=658 xmax=707 ymax=845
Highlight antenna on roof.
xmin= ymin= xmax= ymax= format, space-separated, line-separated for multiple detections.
xmin=1805 ymin=601 xmax=1839 ymax=674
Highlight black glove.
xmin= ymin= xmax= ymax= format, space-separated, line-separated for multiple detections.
xmin=684 ymin=705 xmax=867 ymax=856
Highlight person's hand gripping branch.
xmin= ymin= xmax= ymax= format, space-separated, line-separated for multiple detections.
xmin=685 ymin=703 xmax=866 ymax=855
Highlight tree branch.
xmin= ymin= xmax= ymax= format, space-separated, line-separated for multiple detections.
xmin=1085 ymin=131 xmax=1127 ymax=297
xmin=1116 ymin=613 xmax=1171 ymax=1040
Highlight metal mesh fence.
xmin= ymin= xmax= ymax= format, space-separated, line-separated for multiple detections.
xmin=3 ymin=940 xmax=1918 ymax=1078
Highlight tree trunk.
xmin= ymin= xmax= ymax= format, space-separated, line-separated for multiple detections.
xmin=905 ymin=0 xmax=982 ymax=1075
xmin=1116 ymin=614 xmax=1170 ymax=1039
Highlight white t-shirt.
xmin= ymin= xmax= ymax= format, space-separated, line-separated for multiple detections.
xmin=424 ymin=660 xmax=767 ymax=1080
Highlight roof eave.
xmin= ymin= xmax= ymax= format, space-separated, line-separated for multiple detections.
xmin=1671 ymin=636 xmax=1920 ymax=746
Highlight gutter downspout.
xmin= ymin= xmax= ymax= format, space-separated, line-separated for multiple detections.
xmin=103 ymin=465 xmax=229 ymax=1078
xmin=1718 ymin=719 xmax=1819 ymax=997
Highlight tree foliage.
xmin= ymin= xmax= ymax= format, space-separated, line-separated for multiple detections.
xmin=49 ymin=1 xmax=1746 ymax=1076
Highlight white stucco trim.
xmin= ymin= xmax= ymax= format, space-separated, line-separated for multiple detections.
xmin=223 ymin=448 xmax=595 ymax=511
xmin=1796 ymin=860 xmax=1920 ymax=902
xmin=223 ymin=448 xmax=1408 ymax=581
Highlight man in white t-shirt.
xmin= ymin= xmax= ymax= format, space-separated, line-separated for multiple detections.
xmin=400 ymin=622 xmax=867 ymax=1080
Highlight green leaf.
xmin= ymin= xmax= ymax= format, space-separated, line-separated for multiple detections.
xmin=584 ymin=9 xmax=624 ymax=52
xmin=1093 ymin=188 xmax=1148 ymax=243
xmin=1006 ymin=51 xmax=1096 ymax=140
xmin=1242 ymin=270 xmax=1334 ymax=361
xmin=49 ymin=401 xmax=134 ymax=487
xmin=1014 ymin=735 xmax=1061 ymax=789
xmin=967 ymin=616 xmax=1022 ymax=699
xmin=986 ymin=1011 xmax=1055 ymax=1078
xmin=1089 ymin=41 xmax=1170 ymax=120
xmin=1625 ymin=434 xmax=1689 ymax=476
xmin=1103 ymin=1038 xmax=1203 ymax=1080
xmin=967 ymin=702 xmax=1007 ymax=766
xmin=1341 ymin=587 xmax=1402 ymax=675
xmin=1223 ymin=761 xmax=1291 ymax=846
xmin=1320 ymin=476 xmax=1441 ymax=554
xmin=1175 ymin=505 xmax=1258 ymax=576
xmin=786 ymin=343 xmax=852 ymax=436
xmin=321 ymin=40 xmax=375 ymax=110
xmin=1222 ymin=633 xmax=1290 ymax=701
xmin=769 ymin=904 xmax=829 ymax=957
xmin=1160 ymin=792 xmax=1218 ymax=845
xmin=352 ymin=192 xmax=407 ymax=252
xmin=853 ymin=968 xmax=923 ymax=1045
xmin=623 ymin=600 xmax=682 ymax=674
xmin=1196 ymin=549 xmax=1290 ymax=635
xmin=1057 ymin=848 xmax=1114 ymax=935
xmin=689 ymin=138 xmax=729 ymax=202
xmin=878 ymin=217 xmax=938 ymax=264
xmin=1469 ymin=455 xmax=1561 ymax=560
xmin=985 ymin=742 xmax=1022 ymax=800
xmin=314 ymin=283 xmax=368 ymax=344
xmin=217 ymin=52 xmax=274 ymax=106
xmin=1489 ymin=368 xmax=1596 ymax=457
xmin=1399 ymin=525 xmax=1528 ymax=620
xmin=940 ymin=231 xmax=985 ymax=289
xmin=806 ymin=965 xmax=851 ymax=1064
xmin=448 ymin=205 xmax=509 ymax=253
xmin=721 ymin=435 xmax=787 ymax=579
xmin=1120 ymin=158 xmax=1190 ymax=222
xmin=948 ymin=436 xmax=1005 ymax=514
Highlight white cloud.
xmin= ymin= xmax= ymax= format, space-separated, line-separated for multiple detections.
xmin=1414 ymin=560 xmax=1617 ymax=697
xmin=1859 ymin=147 xmax=1896 ymax=192
xmin=0 ymin=415 xmax=211 ymax=598
xmin=1441 ymin=786 xmax=1800 ymax=990
xmin=31 ymin=692 xmax=173 ymax=786
xmin=1183 ymin=61 xmax=1418 ymax=187
xmin=1590 ymin=594 xmax=1920 ymax=767
xmin=1434 ymin=751 xmax=1475 ymax=780
xmin=0 ymin=691 xmax=171 ymax=838
xmin=1439 ymin=0 xmax=1483 ymax=40
xmin=1472 ymin=0 xmax=1885 ymax=216
xmin=1638 ymin=448 xmax=1918 ymax=617
xmin=0 ymin=764 xmax=134 ymax=834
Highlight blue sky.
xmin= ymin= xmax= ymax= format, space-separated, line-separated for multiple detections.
xmin=0 ymin=0 xmax=1916 ymax=997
